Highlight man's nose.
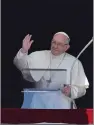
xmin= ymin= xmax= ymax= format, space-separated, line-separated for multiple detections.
xmin=54 ymin=44 xmax=58 ymax=48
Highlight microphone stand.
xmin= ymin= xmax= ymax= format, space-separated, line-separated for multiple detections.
xmin=70 ymin=38 xmax=93 ymax=109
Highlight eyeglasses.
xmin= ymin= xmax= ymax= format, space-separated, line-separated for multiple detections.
xmin=51 ymin=41 xmax=68 ymax=47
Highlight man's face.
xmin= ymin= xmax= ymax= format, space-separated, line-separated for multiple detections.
xmin=51 ymin=34 xmax=70 ymax=56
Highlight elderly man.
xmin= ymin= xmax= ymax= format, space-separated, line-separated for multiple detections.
xmin=13 ymin=32 xmax=89 ymax=109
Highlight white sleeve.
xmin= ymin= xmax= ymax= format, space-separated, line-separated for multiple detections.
xmin=71 ymin=86 xmax=86 ymax=99
xmin=70 ymin=60 xmax=89 ymax=99
xmin=13 ymin=48 xmax=29 ymax=71
xmin=13 ymin=48 xmax=35 ymax=82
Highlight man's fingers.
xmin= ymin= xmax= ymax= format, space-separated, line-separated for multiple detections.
xmin=25 ymin=34 xmax=29 ymax=39
xmin=27 ymin=34 xmax=31 ymax=40
xmin=29 ymin=34 xmax=32 ymax=39
xmin=65 ymin=88 xmax=70 ymax=92
xmin=23 ymin=34 xmax=29 ymax=42
xmin=30 ymin=40 xmax=34 ymax=43
xmin=23 ymin=34 xmax=32 ymax=43
xmin=27 ymin=34 xmax=32 ymax=42
xmin=25 ymin=34 xmax=32 ymax=39
xmin=62 ymin=86 xmax=70 ymax=92
xmin=29 ymin=40 xmax=34 ymax=46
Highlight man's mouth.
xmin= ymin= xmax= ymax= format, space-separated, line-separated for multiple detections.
xmin=52 ymin=49 xmax=58 ymax=51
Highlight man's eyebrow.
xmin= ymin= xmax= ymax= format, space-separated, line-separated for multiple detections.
xmin=52 ymin=39 xmax=60 ymax=42
xmin=52 ymin=40 xmax=63 ymax=44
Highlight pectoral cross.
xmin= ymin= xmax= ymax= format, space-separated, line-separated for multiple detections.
xmin=46 ymin=78 xmax=52 ymax=87
xmin=47 ymin=79 xmax=51 ymax=83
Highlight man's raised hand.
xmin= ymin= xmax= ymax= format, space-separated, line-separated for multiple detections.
xmin=21 ymin=34 xmax=34 ymax=53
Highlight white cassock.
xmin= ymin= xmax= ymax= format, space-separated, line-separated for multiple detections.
xmin=13 ymin=49 xmax=89 ymax=109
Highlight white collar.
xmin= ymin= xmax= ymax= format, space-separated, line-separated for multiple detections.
xmin=50 ymin=51 xmax=66 ymax=60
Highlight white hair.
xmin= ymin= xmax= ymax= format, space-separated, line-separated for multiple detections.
xmin=54 ymin=31 xmax=70 ymax=44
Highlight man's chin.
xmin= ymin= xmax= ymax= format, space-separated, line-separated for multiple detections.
xmin=51 ymin=50 xmax=60 ymax=56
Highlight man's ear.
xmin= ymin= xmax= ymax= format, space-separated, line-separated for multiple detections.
xmin=67 ymin=44 xmax=70 ymax=50
xmin=65 ymin=44 xmax=70 ymax=51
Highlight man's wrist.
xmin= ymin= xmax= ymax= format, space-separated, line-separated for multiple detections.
xmin=21 ymin=48 xmax=28 ymax=53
